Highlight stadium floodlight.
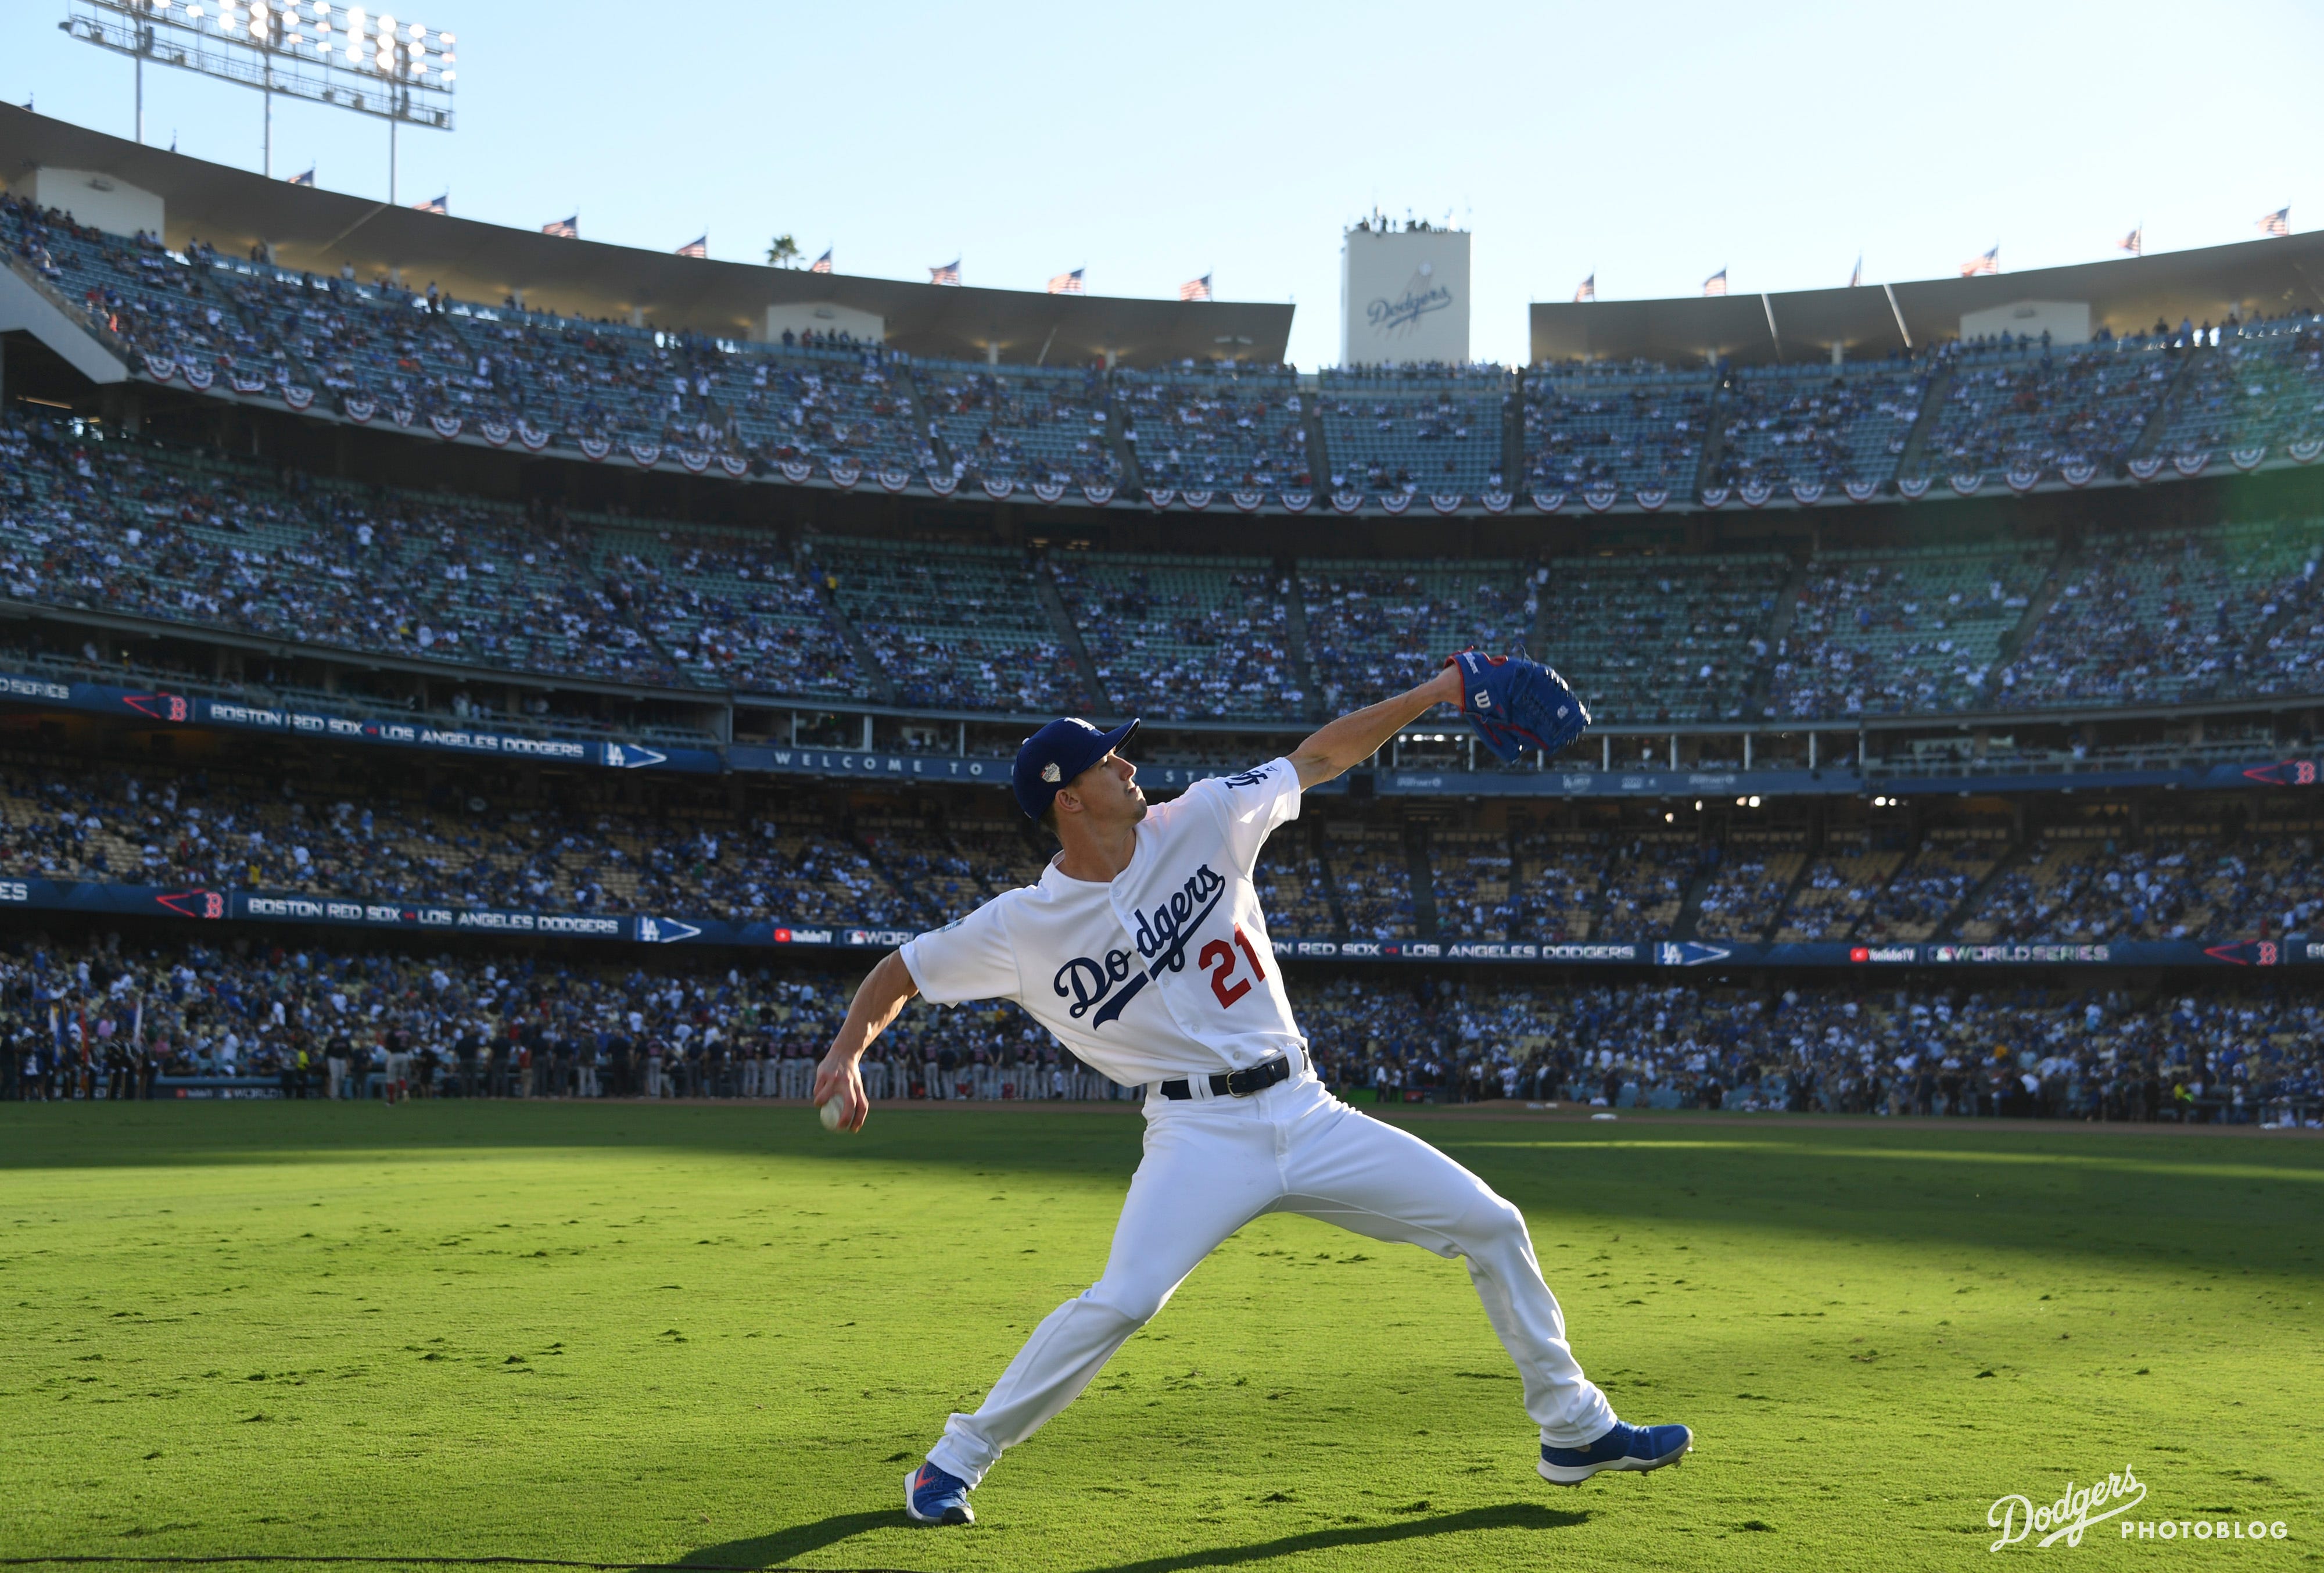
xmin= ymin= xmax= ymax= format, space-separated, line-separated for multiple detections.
xmin=61 ymin=0 xmax=455 ymax=199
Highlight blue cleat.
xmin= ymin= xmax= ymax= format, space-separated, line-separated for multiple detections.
xmin=1538 ymin=1421 xmax=1693 ymax=1485
xmin=905 ymin=1461 xmax=975 ymax=1525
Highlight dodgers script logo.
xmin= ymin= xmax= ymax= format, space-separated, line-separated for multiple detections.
xmin=1367 ymin=278 xmax=1454 ymax=337
xmin=1053 ymin=863 xmax=1228 ymax=1029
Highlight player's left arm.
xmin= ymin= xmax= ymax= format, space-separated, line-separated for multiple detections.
xmin=1289 ymin=664 xmax=1465 ymax=789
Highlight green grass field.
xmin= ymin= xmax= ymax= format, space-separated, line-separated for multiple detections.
xmin=2 ymin=1101 xmax=2318 ymax=1573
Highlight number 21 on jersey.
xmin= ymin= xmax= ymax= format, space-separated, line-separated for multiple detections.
xmin=1199 ymin=926 xmax=1267 ymax=1008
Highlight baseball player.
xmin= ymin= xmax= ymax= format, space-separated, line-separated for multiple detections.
xmin=811 ymin=658 xmax=1691 ymax=1527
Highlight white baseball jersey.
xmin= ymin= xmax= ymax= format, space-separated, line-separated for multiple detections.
xmin=899 ymin=758 xmax=1303 ymax=1087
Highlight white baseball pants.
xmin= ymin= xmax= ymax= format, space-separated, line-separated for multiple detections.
xmin=926 ymin=1072 xmax=1615 ymax=1486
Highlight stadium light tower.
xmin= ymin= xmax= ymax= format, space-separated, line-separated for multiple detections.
xmin=61 ymin=0 xmax=456 ymax=200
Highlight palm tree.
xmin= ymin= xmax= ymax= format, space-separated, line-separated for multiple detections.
xmin=765 ymin=235 xmax=801 ymax=268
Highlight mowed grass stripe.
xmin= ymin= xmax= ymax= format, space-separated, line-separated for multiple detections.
xmin=1 ymin=1103 xmax=2317 ymax=1572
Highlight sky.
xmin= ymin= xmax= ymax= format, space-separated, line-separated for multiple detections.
xmin=8 ymin=0 xmax=2323 ymax=369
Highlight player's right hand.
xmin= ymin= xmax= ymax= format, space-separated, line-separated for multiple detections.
xmin=811 ymin=1049 xmax=869 ymax=1133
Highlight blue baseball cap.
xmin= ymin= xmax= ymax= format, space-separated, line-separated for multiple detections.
xmin=1012 ymin=715 xmax=1140 ymax=820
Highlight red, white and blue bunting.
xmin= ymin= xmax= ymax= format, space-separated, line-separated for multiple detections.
xmin=1531 ymin=490 xmax=1566 ymax=513
xmin=429 ymin=413 xmax=463 ymax=440
xmin=1479 ymin=489 xmax=1512 ymax=514
xmin=1231 ymin=490 xmax=1267 ymax=513
xmin=231 ymin=371 xmax=268 ymax=395
xmin=1279 ymin=490 xmax=1311 ymax=514
xmin=2005 ymin=465 xmax=2042 ymax=495
xmin=142 ymin=353 xmax=177 ymax=381
xmin=1031 ymin=479 xmax=1066 ymax=504
xmin=1739 ymin=481 xmax=1774 ymax=508
xmin=1791 ymin=480 xmax=1825 ymax=505
xmin=926 ymin=472 xmax=960 ymax=497
xmin=1145 ymin=487 xmax=1177 ymax=510
xmin=678 ymin=449 xmax=711 ymax=474
xmin=981 ymin=476 xmax=1014 ymax=500
xmin=1330 ymin=489 xmax=1365 ymax=514
xmin=1636 ymin=487 xmax=1668 ymax=513
xmin=1896 ymin=476 xmax=1932 ymax=499
xmin=878 ymin=468 xmax=913 ymax=493
xmin=2060 ymin=460 xmax=2096 ymax=487
xmin=780 ymin=460 xmax=814 ymax=483
xmin=343 ymin=396 xmax=376 ymax=424
xmin=1430 ymin=493 xmax=1464 ymax=515
xmin=829 ymin=461 xmax=862 ymax=489
xmin=1699 ymin=486 xmax=1730 ymax=509
xmin=479 ymin=420 xmax=512 ymax=448
xmin=2230 ymin=446 xmax=2267 ymax=472
xmin=1949 ymin=471 xmax=1983 ymax=496
xmin=518 ymin=421 xmax=551 ymax=452
xmin=282 ymin=385 xmax=314 ymax=410
xmin=2172 ymin=452 xmax=2210 ymax=477
xmin=626 ymin=441 xmax=661 ymax=468
xmin=719 ymin=454 xmax=749 ymax=478
xmin=181 ymin=363 xmax=214 ymax=390
xmin=1082 ymin=482 xmax=1116 ymax=506
xmin=2290 ymin=438 xmax=2324 ymax=464
xmin=1582 ymin=483 xmax=1619 ymax=513
xmin=1182 ymin=489 xmax=1214 ymax=511
xmin=579 ymin=436 xmax=612 ymax=461
xmin=1843 ymin=479 xmax=1879 ymax=503
xmin=1379 ymin=491 xmax=1412 ymax=515
xmin=2126 ymin=456 xmax=2164 ymax=482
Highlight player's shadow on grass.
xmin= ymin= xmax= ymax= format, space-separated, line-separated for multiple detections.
xmin=673 ymin=1501 xmax=1584 ymax=1572
xmin=658 ymin=1508 xmax=894 ymax=1568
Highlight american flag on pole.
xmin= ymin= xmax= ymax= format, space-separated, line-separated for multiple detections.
xmin=1047 ymin=267 xmax=1085 ymax=295
xmin=1573 ymin=273 xmax=1595 ymax=303
xmin=286 ymin=167 xmax=315 ymax=187
xmin=1960 ymin=245 xmax=1999 ymax=277
xmin=1848 ymin=255 xmax=1862 ymax=288
xmin=930 ymin=259 xmax=962 ymax=286
xmin=2119 ymin=225 xmax=2143 ymax=256
xmin=541 ymin=214 xmax=579 ymax=239
xmin=809 ymin=248 xmax=833 ymax=274
xmin=410 ymin=192 xmax=449 ymax=215
xmin=1702 ymin=268 xmax=1727 ymax=298
xmin=1178 ymin=273 xmax=1213 ymax=302
xmin=675 ymin=235 xmax=708 ymax=259
xmin=2258 ymin=207 xmax=2291 ymax=237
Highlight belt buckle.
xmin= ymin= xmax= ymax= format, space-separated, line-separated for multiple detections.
xmin=1224 ymin=1067 xmax=1257 ymax=1098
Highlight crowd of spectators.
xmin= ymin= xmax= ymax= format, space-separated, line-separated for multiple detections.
xmin=17 ymin=192 xmax=2324 ymax=506
xmin=5 ymin=399 xmax=2324 ymax=728
xmin=8 ymin=936 xmax=2315 ymax=1126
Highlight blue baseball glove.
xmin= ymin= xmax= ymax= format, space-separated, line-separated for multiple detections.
xmin=1444 ymin=650 xmax=1591 ymax=763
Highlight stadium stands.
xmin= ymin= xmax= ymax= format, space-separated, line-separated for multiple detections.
xmin=1048 ymin=553 xmax=1298 ymax=721
xmin=1548 ymin=551 xmax=1788 ymax=724
xmin=1318 ymin=366 xmax=1508 ymax=495
xmin=1523 ymin=364 xmax=1711 ymax=495
xmin=917 ymin=364 xmax=1120 ymax=488
xmin=1771 ymin=540 xmax=2050 ymax=718
xmin=1707 ymin=361 xmax=1930 ymax=493
xmin=9 ymin=935 xmax=2315 ymax=1121
xmin=1299 ymin=558 xmax=1531 ymax=709
xmin=1120 ymin=365 xmax=1311 ymax=492
xmin=792 ymin=538 xmax=1091 ymax=712
xmin=1906 ymin=336 xmax=2174 ymax=485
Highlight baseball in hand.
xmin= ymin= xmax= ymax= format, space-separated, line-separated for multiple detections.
xmin=819 ymin=1095 xmax=848 ymax=1131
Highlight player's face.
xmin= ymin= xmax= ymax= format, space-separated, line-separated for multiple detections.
xmin=1071 ymin=751 xmax=1146 ymax=825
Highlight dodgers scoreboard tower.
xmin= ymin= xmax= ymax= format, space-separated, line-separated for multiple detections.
xmin=1340 ymin=223 xmax=1471 ymax=366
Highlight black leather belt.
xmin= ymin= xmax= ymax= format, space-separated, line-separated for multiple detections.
xmin=1158 ymin=1052 xmax=1293 ymax=1101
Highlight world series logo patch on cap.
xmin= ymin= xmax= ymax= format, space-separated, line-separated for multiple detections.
xmin=1042 ymin=763 xmax=1062 ymax=782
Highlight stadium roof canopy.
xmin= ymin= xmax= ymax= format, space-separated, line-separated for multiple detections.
xmin=1532 ymin=233 xmax=2324 ymax=367
xmin=0 ymin=105 xmax=1292 ymax=368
